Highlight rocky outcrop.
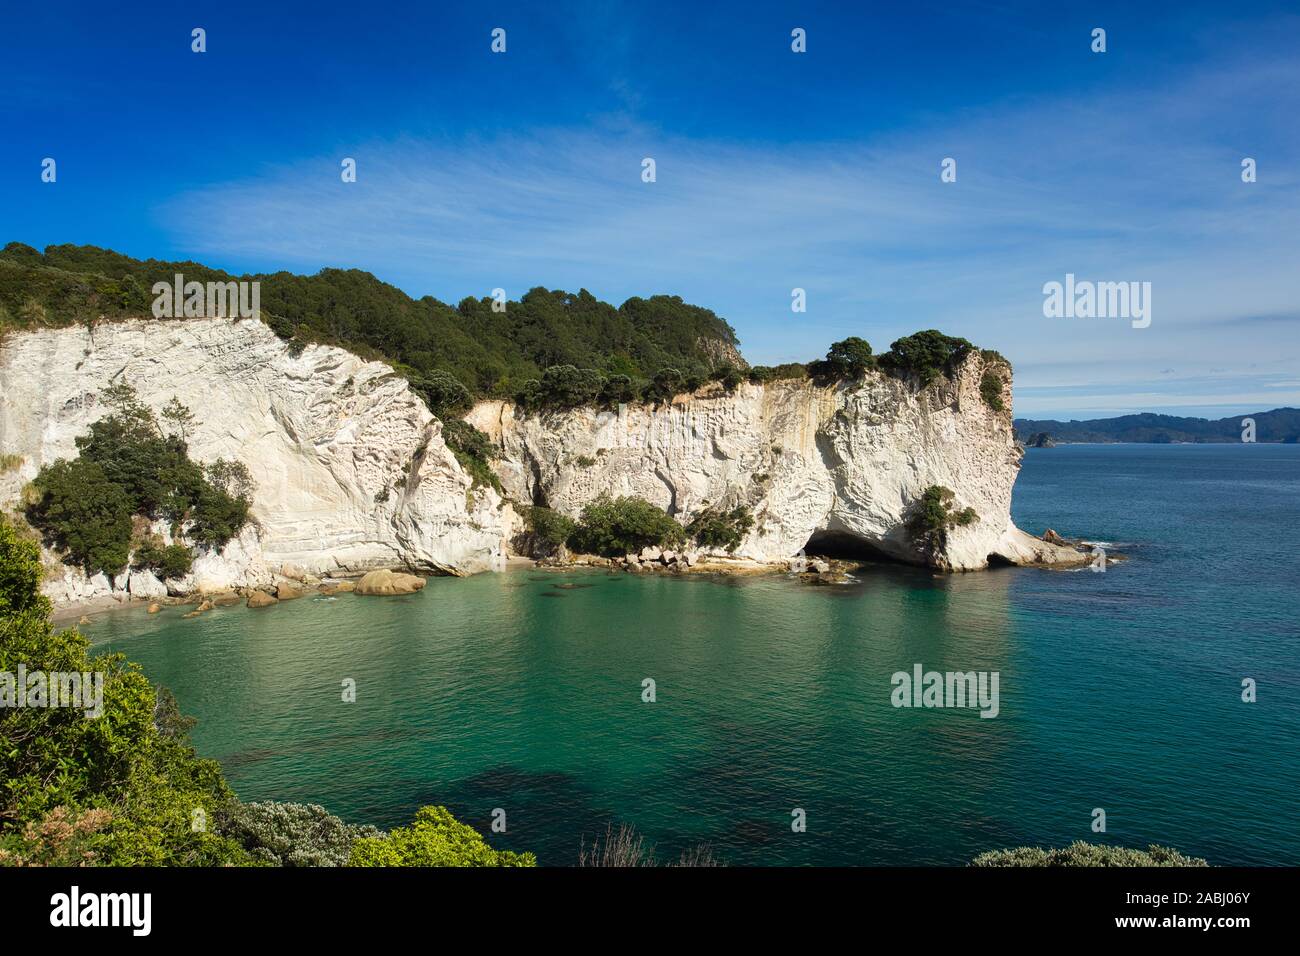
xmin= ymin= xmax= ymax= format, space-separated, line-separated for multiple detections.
xmin=467 ymin=354 xmax=1086 ymax=571
xmin=354 ymin=569 xmax=426 ymax=596
xmin=0 ymin=317 xmax=511 ymax=607
xmin=1 ymin=318 xmax=1085 ymax=608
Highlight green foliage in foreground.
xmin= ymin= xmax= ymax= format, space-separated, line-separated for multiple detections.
xmin=0 ymin=516 xmax=534 ymax=867
xmin=220 ymin=801 xmax=383 ymax=867
xmin=25 ymin=385 xmax=251 ymax=575
xmin=971 ymin=841 xmax=1208 ymax=867
xmin=567 ymin=495 xmax=688 ymax=557
xmin=350 ymin=806 xmax=536 ymax=867
xmin=0 ymin=517 xmax=253 ymax=866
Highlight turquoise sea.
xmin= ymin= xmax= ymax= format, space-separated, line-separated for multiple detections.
xmin=92 ymin=444 xmax=1300 ymax=865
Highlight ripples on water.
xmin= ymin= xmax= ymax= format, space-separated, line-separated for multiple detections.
xmin=92 ymin=445 xmax=1300 ymax=865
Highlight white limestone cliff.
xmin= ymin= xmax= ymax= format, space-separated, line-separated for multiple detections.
xmin=0 ymin=317 xmax=510 ymax=607
xmin=467 ymin=354 xmax=1083 ymax=571
xmin=0 ymin=318 xmax=1080 ymax=609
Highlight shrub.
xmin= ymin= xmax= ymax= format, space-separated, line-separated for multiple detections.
xmin=441 ymin=419 xmax=501 ymax=492
xmin=26 ymin=387 xmax=251 ymax=570
xmin=980 ymin=369 xmax=1007 ymax=412
xmin=906 ymin=485 xmax=978 ymax=553
xmin=575 ymin=455 xmax=597 ymax=468
xmin=220 ymin=802 xmax=382 ymax=867
xmin=132 ymin=542 xmax=194 ymax=579
xmin=568 ymin=494 xmax=687 ymax=557
xmin=0 ymin=516 xmax=252 ymax=865
xmin=26 ymin=458 xmax=134 ymax=574
xmin=411 ymin=370 xmax=473 ymax=418
xmin=709 ymin=364 xmax=745 ymax=390
xmin=878 ymin=330 xmax=974 ymax=386
xmin=349 ymin=806 xmax=535 ymax=867
xmin=523 ymin=506 xmax=576 ymax=553
xmin=578 ymin=822 xmax=721 ymax=867
xmin=644 ymin=367 xmax=685 ymax=402
xmin=686 ymin=504 xmax=754 ymax=553
xmin=817 ymin=337 xmax=874 ymax=379
xmin=971 ymin=841 xmax=1208 ymax=867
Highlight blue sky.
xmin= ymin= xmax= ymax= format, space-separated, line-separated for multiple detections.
xmin=3 ymin=0 xmax=1298 ymax=418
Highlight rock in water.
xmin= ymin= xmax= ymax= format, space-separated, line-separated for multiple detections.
xmin=276 ymin=582 xmax=305 ymax=601
xmin=1043 ymin=529 xmax=1068 ymax=546
xmin=246 ymin=590 xmax=279 ymax=608
xmin=355 ymin=569 xmax=426 ymax=596
xmin=147 ymin=603 xmax=161 ymax=614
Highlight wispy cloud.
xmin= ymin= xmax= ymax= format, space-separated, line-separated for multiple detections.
xmin=160 ymin=47 xmax=1300 ymax=418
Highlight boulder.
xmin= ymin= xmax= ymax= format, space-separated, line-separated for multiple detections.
xmin=280 ymin=562 xmax=310 ymax=582
xmin=1043 ymin=529 xmax=1069 ymax=546
xmin=330 ymin=580 xmax=355 ymax=593
xmin=354 ymin=569 xmax=426 ymax=596
xmin=246 ymin=590 xmax=278 ymax=608
xmin=684 ymin=551 xmax=700 ymax=567
xmin=810 ymin=559 xmax=831 ymax=574
xmin=661 ymin=550 xmax=677 ymax=563
xmin=276 ymin=582 xmax=306 ymax=601
xmin=639 ymin=546 xmax=662 ymax=562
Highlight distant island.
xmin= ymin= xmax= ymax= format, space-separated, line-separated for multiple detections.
xmin=1015 ymin=408 xmax=1300 ymax=444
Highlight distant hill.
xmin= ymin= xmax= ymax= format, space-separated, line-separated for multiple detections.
xmin=0 ymin=242 xmax=743 ymax=401
xmin=1015 ymin=409 xmax=1300 ymax=444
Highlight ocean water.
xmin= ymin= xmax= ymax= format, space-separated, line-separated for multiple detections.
xmin=91 ymin=444 xmax=1300 ymax=866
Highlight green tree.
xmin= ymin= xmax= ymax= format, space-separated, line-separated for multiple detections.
xmin=686 ymin=504 xmax=754 ymax=553
xmin=878 ymin=330 xmax=974 ymax=386
xmin=0 ymin=516 xmax=251 ymax=865
xmin=26 ymin=458 xmax=134 ymax=574
xmin=824 ymin=337 xmax=874 ymax=377
xmin=568 ymin=495 xmax=687 ymax=557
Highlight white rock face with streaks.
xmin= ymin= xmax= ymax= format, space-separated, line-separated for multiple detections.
xmin=467 ymin=355 xmax=1081 ymax=570
xmin=0 ymin=318 xmax=510 ymax=606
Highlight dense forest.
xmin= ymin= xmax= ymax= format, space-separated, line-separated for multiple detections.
xmin=0 ymin=243 xmax=1004 ymax=418
xmin=1014 ymin=408 xmax=1300 ymax=444
xmin=0 ymin=242 xmax=743 ymax=402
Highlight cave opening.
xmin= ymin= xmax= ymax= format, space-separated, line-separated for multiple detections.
xmin=801 ymin=530 xmax=896 ymax=562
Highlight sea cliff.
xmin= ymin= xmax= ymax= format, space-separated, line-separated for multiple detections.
xmin=0 ymin=317 xmax=1081 ymax=608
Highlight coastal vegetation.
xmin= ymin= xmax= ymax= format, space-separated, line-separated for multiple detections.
xmin=567 ymin=495 xmax=688 ymax=557
xmin=23 ymin=383 xmax=251 ymax=576
xmin=0 ymin=515 xmax=530 ymax=867
xmin=0 ymin=244 xmax=1011 ymax=426
xmin=684 ymin=504 xmax=754 ymax=553
xmin=971 ymin=842 xmax=1208 ymax=867
xmin=907 ymin=485 xmax=978 ymax=554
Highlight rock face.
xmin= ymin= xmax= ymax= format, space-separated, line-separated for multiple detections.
xmin=467 ymin=354 xmax=1083 ymax=571
xmin=0 ymin=318 xmax=510 ymax=607
xmin=1 ymin=318 xmax=1084 ymax=608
